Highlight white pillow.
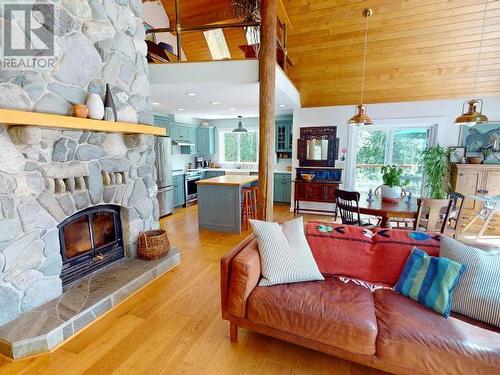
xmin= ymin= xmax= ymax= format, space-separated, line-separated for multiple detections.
xmin=250 ymin=217 xmax=324 ymax=286
xmin=440 ymin=236 xmax=500 ymax=328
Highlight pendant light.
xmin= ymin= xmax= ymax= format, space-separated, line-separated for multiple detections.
xmin=455 ymin=1 xmax=489 ymax=126
xmin=232 ymin=116 xmax=248 ymax=133
xmin=349 ymin=8 xmax=373 ymax=126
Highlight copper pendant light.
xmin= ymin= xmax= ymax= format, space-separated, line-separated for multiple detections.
xmin=349 ymin=8 xmax=373 ymax=126
xmin=455 ymin=1 xmax=489 ymax=126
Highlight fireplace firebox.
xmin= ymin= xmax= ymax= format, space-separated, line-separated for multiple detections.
xmin=58 ymin=205 xmax=124 ymax=287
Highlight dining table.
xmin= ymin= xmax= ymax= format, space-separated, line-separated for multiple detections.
xmin=358 ymin=193 xmax=418 ymax=228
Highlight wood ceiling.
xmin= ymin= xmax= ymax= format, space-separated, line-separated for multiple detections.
xmin=157 ymin=0 xmax=500 ymax=108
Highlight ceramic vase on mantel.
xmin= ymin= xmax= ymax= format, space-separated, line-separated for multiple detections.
xmin=86 ymin=93 xmax=104 ymax=120
xmin=104 ymin=84 xmax=117 ymax=122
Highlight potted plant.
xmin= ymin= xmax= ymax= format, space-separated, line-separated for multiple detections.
xmin=380 ymin=165 xmax=408 ymax=202
xmin=419 ymin=145 xmax=451 ymax=199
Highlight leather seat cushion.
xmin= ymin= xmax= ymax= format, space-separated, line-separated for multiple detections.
xmin=374 ymin=289 xmax=500 ymax=375
xmin=246 ymin=277 xmax=378 ymax=355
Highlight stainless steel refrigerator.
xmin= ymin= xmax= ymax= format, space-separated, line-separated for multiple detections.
xmin=155 ymin=136 xmax=174 ymax=217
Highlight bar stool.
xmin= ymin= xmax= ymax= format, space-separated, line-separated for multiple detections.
xmin=242 ymin=187 xmax=258 ymax=230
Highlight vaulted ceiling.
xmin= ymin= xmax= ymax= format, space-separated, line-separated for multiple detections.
xmin=156 ymin=0 xmax=500 ymax=108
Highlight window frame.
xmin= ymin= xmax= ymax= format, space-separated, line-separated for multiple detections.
xmin=203 ymin=28 xmax=231 ymax=60
xmin=219 ymin=129 xmax=259 ymax=165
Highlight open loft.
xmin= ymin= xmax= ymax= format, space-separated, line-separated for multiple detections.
xmin=0 ymin=0 xmax=499 ymax=374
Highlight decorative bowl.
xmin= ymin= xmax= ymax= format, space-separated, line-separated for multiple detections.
xmin=301 ymin=173 xmax=315 ymax=182
xmin=467 ymin=156 xmax=483 ymax=164
xmin=72 ymin=104 xmax=89 ymax=118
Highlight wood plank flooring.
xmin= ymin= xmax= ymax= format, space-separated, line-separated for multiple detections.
xmin=0 ymin=204 xmax=386 ymax=375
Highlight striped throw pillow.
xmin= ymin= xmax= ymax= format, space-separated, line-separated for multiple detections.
xmin=440 ymin=236 xmax=500 ymax=328
xmin=395 ymin=247 xmax=466 ymax=317
xmin=250 ymin=217 xmax=324 ymax=287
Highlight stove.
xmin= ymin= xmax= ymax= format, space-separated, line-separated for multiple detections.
xmin=185 ymin=170 xmax=203 ymax=204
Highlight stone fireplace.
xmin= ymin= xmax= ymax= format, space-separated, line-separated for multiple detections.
xmin=0 ymin=0 xmax=171 ymax=344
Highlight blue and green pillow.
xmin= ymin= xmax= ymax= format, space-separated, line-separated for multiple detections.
xmin=395 ymin=247 xmax=466 ymax=317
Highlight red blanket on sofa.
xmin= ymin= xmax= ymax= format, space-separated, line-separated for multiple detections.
xmin=306 ymin=222 xmax=441 ymax=285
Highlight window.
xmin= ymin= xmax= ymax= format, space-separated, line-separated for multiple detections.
xmin=203 ymin=29 xmax=231 ymax=60
xmin=354 ymin=127 xmax=432 ymax=196
xmin=220 ymin=131 xmax=258 ymax=163
xmin=245 ymin=26 xmax=260 ymax=45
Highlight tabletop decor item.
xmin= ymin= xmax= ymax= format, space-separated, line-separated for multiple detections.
xmin=86 ymin=93 xmax=104 ymax=120
xmin=380 ymin=165 xmax=409 ymax=203
xmin=466 ymin=156 xmax=483 ymax=164
xmin=104 ymin=84 xmax=117 ymax=122
xmin=406 ymin=191 xmax=413 ymax=205
xmin=72 ymin=104 xmax=88 ymax=118
xmin=300 ymin=173 xmax=315 ymax=182
xmin=419 ymin=145 xmax=451 ymax=199
xmin=448 ymin=146 xmax=467 ymax=163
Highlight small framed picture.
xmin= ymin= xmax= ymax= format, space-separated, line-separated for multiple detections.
xmin=449 ymin=146 xmax=466 ymax=163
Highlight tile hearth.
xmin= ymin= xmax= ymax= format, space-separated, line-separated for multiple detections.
xmin=0 ymin=249 xmax=180 ymax=359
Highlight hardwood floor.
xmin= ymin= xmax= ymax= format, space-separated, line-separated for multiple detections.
xmin=0 ymin=204 xmax=386 ymax=375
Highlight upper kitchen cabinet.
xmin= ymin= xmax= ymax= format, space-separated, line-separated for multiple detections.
xmin=197 ymin=126 xmax=216 ymax=155
xmin=276 ymin=116 xmax=293 ymax=158
xmin=169 ymin=122 xmax=198 ymax=154
xmin=154 ymin=114 xmax=173 ymax=134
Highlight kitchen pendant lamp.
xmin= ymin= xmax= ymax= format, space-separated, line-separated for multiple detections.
xmin=455 ymin=1 xmax=489 ymax=126
xmin=348 ymin=8 xmax=373 ymax=126
xmin=232 ymin=116 xmax=248 ymax=133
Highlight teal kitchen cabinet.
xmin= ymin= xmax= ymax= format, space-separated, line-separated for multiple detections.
xmin=173 ymin=174 xmax=185 ymax=208
xmin=203 ymin=170 xmax=225 ymax=179
xmin=153 ymin=115 xmax=171 ymax=133
xmin=169 ymin=123 xmax=198 ymax=154
xmin=197 ymin=126 xmax=216 ymax=155
xmin=273 ymin=173 xmax=292 ymax=203
xmin=275 ymin=117 xmax=293 ymax=154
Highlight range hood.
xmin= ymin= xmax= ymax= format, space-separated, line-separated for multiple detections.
xmin=172 ymin=139 xmax=195 ymax=146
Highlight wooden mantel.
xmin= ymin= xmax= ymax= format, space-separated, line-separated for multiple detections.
xmin=0 ymin=108 xmax=166 ymax=136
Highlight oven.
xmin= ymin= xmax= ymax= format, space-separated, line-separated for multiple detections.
xmin=185 ymin=171 xmax=202 ymax=204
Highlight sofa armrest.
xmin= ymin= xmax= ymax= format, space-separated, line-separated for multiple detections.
xmin=221 ymin=235 xmax=261 ymax=319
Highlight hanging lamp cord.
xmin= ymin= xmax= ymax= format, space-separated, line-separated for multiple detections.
xmin=473 ymin=1 xmax=488 ymax=100
xmin=360 ymin=11 xmax=370 ymax=105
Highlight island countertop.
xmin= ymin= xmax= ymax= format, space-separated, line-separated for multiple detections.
xmin=196 ymin=175 xmax=258 ymax=186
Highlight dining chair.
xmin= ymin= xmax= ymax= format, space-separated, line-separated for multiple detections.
xmin=414 ymin=198 xmax=453 ymax=233
xmin=335 ymin=189 xmax=374 ymax=227
xmin=446 ymin=192 xmax=465 ymax=235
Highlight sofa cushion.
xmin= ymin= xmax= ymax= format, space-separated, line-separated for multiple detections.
xmin=440 ymin=236 xmax=500 ymax=328
xmin=374 ymin=289 xmax=500 ymax=375
xmin=246 ymin=277 xmax=378 ymax=355
xmin=306 ymin=222 xmax=441 ymax=285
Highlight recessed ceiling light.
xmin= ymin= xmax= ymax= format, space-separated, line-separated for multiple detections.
xmin=279 ymin=104 xmax=286 ymax=108
xmin=196 ymin=113 xmax=203 ymax=116
xmin=153 ymin=102 xmax=160 ymax=105
xmin=229 ymin=107 xmax=236 ymax=111
xmin=186 ymin=92 xmax=197 ymax=97
xmin=177 ymin=108 xmax=185 ymax=111
xmin=211 ymin=101 xmax=221 ymax=105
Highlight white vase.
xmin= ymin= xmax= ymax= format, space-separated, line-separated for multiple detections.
xmin=86 ymin=93 xmax=104 ymax=120
xmin=381 ymin=185 xmax=402 ymax=203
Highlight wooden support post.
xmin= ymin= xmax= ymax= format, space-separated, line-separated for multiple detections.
xmin=230 ymin=321 xmax=238 ymax=342
xmin=258 ymin=0 xmax=277 ymax=221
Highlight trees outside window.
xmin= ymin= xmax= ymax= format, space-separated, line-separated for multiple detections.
xmin=221 ymin=131 xmax=258 ymax=163
xmin=355 ymin=127 xmax=430 ymax=195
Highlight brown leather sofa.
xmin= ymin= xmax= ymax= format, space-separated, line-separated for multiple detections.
xmin=220 ymin=234 xmax=500 ymax=375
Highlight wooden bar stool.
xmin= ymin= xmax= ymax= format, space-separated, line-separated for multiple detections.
xmin=242 ymin=187 xmax=258 ymax=230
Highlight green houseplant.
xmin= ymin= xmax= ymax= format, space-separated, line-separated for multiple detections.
xmin=419 ymin=145 xmax=451 ymax=199
xmin=380 ymin=165 xmax=409 ymax=202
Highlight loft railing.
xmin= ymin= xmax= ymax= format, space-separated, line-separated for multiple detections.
xmin=145 ymin=0 xmax=293 ymax=72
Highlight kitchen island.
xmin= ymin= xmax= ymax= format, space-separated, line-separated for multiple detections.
xmin=196 ymin=175 xmax=258 ymax=233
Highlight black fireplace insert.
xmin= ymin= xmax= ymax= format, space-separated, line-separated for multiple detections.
xmin=58 ymin=205 xmax=124 ymax=287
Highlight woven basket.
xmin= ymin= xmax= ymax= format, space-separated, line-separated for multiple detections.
xmin=138 ymin=229 xmax=170 ymax=260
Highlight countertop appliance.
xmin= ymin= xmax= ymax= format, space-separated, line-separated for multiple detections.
xmin=195 ymin=156 xmax=204 ymax=169
xmin=185 ymin=170 xmax=203 ymax=204
xmin=155 ymin=136 xmax=174 ymax=217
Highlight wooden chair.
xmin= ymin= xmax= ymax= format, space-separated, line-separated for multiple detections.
xmin=414 ymin=198 xmax=453 ymax=233
xmin=446 ymin=192 xmax=465 ymax=235
xmin=335 ymin=189 xmax=373 ymax=227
